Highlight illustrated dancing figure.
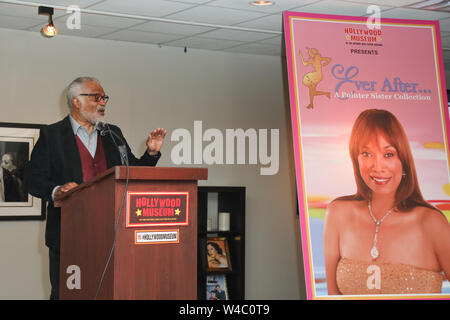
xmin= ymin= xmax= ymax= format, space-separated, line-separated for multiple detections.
xmin=299 ymin=47 xmax=331 ymax=109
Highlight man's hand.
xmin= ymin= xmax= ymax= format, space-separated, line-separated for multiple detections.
xmin=54 ymin=182 xmax=79 ymax=201
xmin=146 ymin=128 xmax=167 ymax=155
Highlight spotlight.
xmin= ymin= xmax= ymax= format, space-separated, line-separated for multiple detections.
xmin=38 ymin=6 xmax=58 ymax=38
xmin=249 ymin=1 xmax=274 ymax=6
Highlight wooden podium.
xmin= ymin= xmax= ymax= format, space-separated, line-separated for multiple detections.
xmin=58 ymin=166 xmax=207 ymax=300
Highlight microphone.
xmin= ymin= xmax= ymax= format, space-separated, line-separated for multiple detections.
xmin=96 ymin=120 xmax=107 ymax=136
xmin=96 ymin=121 xmax=128 ymax=165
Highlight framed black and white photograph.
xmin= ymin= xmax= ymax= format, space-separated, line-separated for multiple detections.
xmin=0 ymin=122 xmax=45 ymax=220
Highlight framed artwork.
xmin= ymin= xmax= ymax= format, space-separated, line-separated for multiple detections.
xmin=0 ymin=122 xmax=45 ymax=220
xmin=284 ymin=11 xmax=450 ymax=299
xmin=206 ymin=237 xmax=232 ymax=271
xmin=206 ymin=274 xmax=228 ymax=300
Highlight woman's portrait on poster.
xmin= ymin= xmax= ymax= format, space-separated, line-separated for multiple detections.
xmin=324 ymin=108 xmax=450 ymax=295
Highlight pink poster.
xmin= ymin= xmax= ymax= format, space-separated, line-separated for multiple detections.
xmin=284 ymin=11 xmax=450 ymax=300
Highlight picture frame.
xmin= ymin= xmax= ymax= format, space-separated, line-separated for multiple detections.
xmin=206 ymin=274 xmax=229 ymax=300
xmin=206 ymin=237 xmax=232 ymax=271
xmin=0 ymin=122 xmax=45 ymax=220
xmin=284 ymin=11 xmax=450 ymax=299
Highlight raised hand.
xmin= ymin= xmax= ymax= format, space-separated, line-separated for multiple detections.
xmin=146 ymin=128 xmax=167 ymax=155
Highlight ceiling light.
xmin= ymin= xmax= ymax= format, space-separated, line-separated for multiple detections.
xmin=41 ymin=22 xmax=58 ymax=38
xmin=250 ymin=1 xmax=275 ymax=6
xmin=38 ymin=6 xmax=58 ymax=38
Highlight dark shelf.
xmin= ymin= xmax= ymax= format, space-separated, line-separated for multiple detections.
xmin=197 ymin=186 xmax=245 ymax=300
xmin=199 ymin=230 xmax=242 ymax=237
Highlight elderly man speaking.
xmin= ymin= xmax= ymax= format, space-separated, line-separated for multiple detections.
xmin=26 ymin=77 xmax=166 ymax=300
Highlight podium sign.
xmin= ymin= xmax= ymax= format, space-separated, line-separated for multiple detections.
xmin=126 ymin=191 xmax=189 ymax=227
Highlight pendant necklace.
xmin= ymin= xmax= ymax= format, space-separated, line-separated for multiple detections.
xmin=367 ymin=200 xmax=395 ymax=260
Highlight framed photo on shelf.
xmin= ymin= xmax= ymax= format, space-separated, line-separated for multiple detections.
xmin=206 ymin=237 xmax=232 ymax=271
xmin=206 ymin=274 xmax=229 ymax=300
xmin=0 ymin=122 xmax=45 ymax=220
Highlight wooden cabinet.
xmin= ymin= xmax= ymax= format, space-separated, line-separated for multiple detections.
xmin=197 ymin=186 xmax=245 ymax=300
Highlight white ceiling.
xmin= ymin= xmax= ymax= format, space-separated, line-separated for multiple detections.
xmin=0 ymin=0 xmax=449 ymax=66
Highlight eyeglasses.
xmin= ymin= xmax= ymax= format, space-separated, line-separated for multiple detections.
xmin=79 ymin=93 xmax=109 ymax=103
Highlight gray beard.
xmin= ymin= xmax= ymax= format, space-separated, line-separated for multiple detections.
xmin=80 ymin=106 xmax=105 ymax=125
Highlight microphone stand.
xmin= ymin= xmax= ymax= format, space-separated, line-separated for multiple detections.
xmin=94 ymin=122 xmax=129 ymax=300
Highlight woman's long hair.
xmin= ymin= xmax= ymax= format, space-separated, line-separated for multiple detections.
xmin=337 ymin=109 xmax=439 ymax=212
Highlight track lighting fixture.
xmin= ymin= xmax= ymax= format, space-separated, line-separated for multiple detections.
xmin=38 ymin=6 xmax=58 ymax=38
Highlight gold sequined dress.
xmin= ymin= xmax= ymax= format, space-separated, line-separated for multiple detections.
xmin=336 ymin=258 xmax=442 ymax=295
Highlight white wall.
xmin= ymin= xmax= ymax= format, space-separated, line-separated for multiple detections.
xmin=0 ymin=28 xmax=305 ymax=299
